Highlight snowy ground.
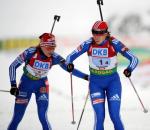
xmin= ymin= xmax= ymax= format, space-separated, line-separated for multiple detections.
xmin=0 ymin=48 xmax=150 ymax=130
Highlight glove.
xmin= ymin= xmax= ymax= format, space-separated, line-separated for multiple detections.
xmin=123 ymin=69 xmax=131 ymax=77
xmin=67 ymin=63 xmax=74 ymax=72
xmin=83 ymin=75 xmax=89 ymax=81
xmin=10 ymin=85 xmax=19 ymax=96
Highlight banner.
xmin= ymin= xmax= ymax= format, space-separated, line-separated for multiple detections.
xmin=0 ymin=38 xmax=39 ymax=50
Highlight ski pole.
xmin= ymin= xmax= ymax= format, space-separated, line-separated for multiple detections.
xmin=70 ymin=72 xmax=76 ymax=124
xmin=77 ymin=90 xmax=89 ymax=130
xmin=50 ymin=15 xmax=61 ymax=33
xmin=0 ymin=90 xmax=9 ymax=93
xmin=97 ymin=0 xmax=104 ymax=21
xmin=128 ymin=77 xmax=148 ymax=113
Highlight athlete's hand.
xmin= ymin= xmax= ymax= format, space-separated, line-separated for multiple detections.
xmin=123 ymin=69 xmax=131 ymax=77
xmin=67 ymin=63 xmax=74 ymax=72
xmin=10 ymin=85 xmax=19 ymax=96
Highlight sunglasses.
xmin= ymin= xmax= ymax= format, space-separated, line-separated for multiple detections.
xmin=92 ymin=29 xmax=108 ymax=35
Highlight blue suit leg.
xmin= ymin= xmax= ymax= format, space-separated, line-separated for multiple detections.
xmin=7 ymin=92 xmax=32 ymax=130
xmin=106 ymin=74 xmax=124 ymax=130
xmin=89 ymin=79 xmax=105 ymax=130
xmin=35 ymin=80 xmax=52 ymax=130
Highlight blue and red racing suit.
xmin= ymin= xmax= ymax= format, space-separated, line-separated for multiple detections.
xmin=66 ymin=36 xmax=139 ymax=130
xmin=8 ymin=46 xmax=88 ymax=130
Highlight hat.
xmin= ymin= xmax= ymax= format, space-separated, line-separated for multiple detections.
xmin=39 ymin=33 xmax=56 ymax=47
xmin=92 ymin=21 xmax=108 ymax=35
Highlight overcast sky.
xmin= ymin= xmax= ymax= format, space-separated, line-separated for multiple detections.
xmin=0 ymin=0 xmax=149 ymax=39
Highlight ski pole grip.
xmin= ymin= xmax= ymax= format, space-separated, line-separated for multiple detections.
xmin=97 ymin=0 xmax=103 ymax=5
xmin=54 ymin=15 xmax=61 ymax=22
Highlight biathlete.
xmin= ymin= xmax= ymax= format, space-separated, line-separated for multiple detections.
xmin=66 ymin=21 xmax=139 ymax=130
xmin=8 ymin=33 xmax=88 ymax=130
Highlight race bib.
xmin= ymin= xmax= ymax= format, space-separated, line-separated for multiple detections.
xmin=92 ymin=57 xmax=110 ymax=67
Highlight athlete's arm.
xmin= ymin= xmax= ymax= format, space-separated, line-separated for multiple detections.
xmin=66 ymin=38 xmax=92 ymax=63
xmin=9 ymin=47 xmax=36 ymax=86
xmin=111 ymin=38 xmax=139 ymax=72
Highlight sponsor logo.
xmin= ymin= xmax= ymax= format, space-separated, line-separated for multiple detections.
xmin=93 ymin=98 xmax=105 ymax=105
xmin=38 ymin=94 xmax=48 ymax=101
xmin=92 ymin=48 xmax=108 ymax=57
xmin=109 ymin=94 xmax=120 ymax=101
xmin=19 ymin=91 xmax=27 ymax=97
xmin=16 ymin=98 xmax=28 ymax=104
xmin=91 ymin=92 xmax=101 ymax=98
xmin=90 ymin=67 xmax=117 ymax=75
xmin=33 ymin=60 xmax=50 ymax=70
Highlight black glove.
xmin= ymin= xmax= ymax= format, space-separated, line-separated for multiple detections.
xmin=10 ymin=85 xmax=19 ymax=96
xmin=123 ymin=69 xmax=131 ymax=77
xmin=83 ymin=75 xmax=89 ymax=81
xmin=67 ymin=63 xmax=74 ymax=72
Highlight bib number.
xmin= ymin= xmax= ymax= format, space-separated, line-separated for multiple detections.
xmin=92 ymin=58 xmax=110 ymax=67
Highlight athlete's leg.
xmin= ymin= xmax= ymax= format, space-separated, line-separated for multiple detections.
xmin=89 ymin=77 xmax=106 ymax=130
xmin=35 ymin=79 xmax=52 ymax=130
xmin=7 ymin=78 xmax=32 ymax=130
xmin=106 ymin=74 xmax=124 ymax=130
